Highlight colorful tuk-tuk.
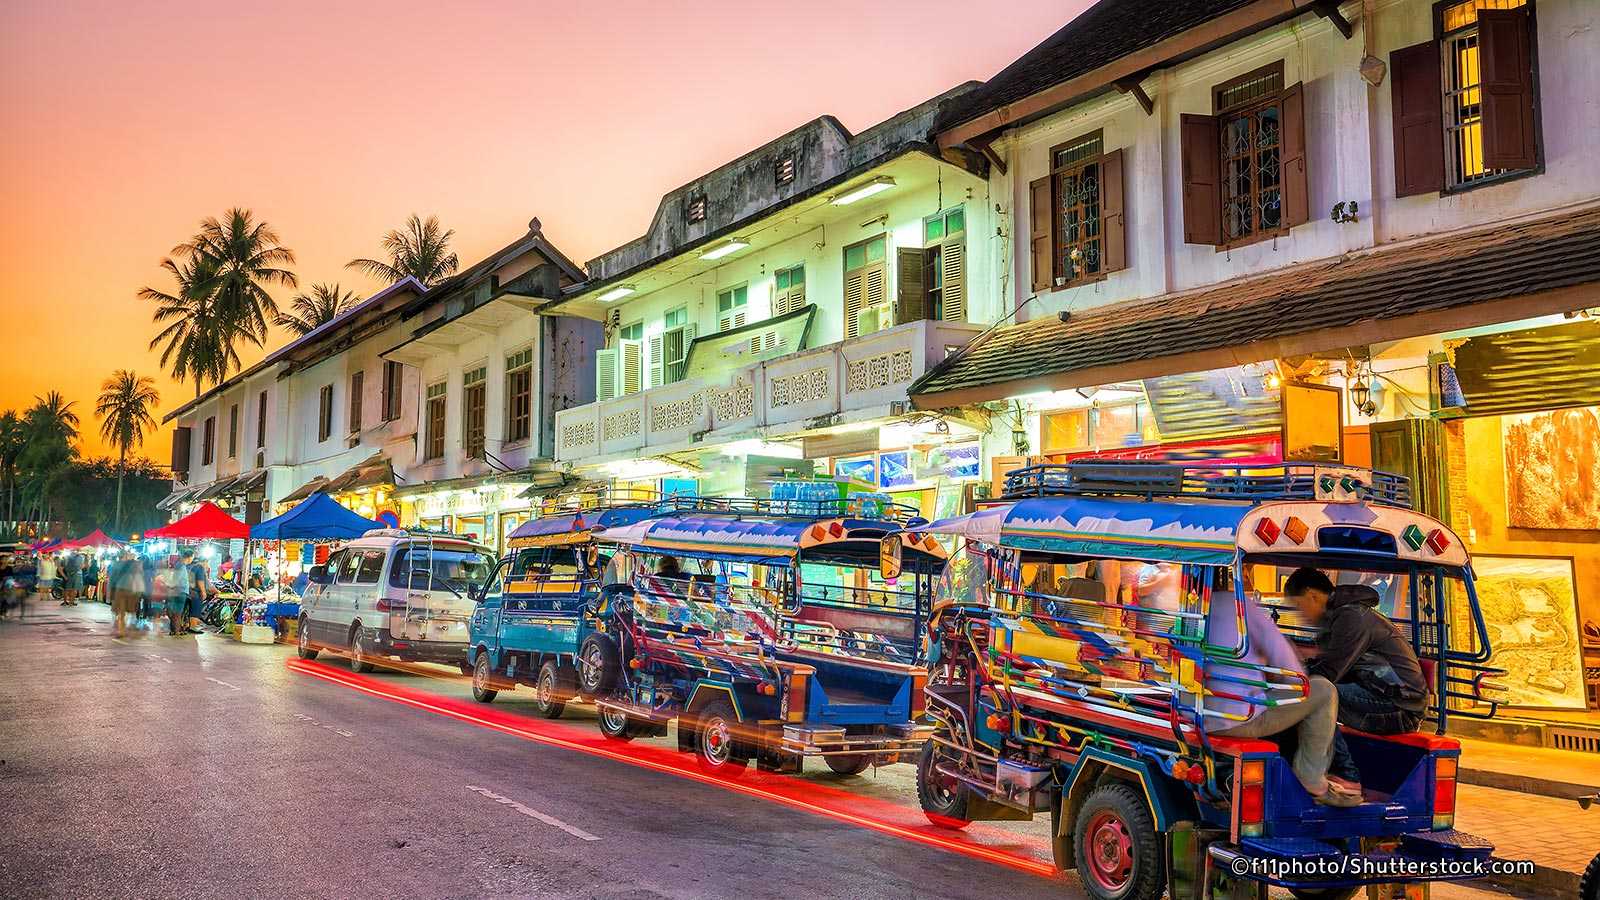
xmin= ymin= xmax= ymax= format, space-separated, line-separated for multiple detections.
xmin=579 ymin=487 xmax=946 ymax=777
xmin=468 ymin=504 xmax=656 ymax=714
xmin=916 ymin=461 xmax=1500 ymax=900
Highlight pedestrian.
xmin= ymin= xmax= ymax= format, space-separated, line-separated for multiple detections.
xmin=140 ymin=553 xmax=158 ymax=624
xmin=85 ymin=554 xmax=101 ymax=602
xmin=159 ymin=555 xmax=189 ymax=636
xmin=0 ymin=555 xmax=13 ymax=620
xmin=36 ymin=552 xmax=58 ymax=603
xmin=12 ymin=556 xmax=35 ymax=620
xmin=180 ymin=548 xmax=210 ymax=634
xmin=1283 ymin=568 xmax=1431 ymax=794
xmin=113 ymin=550 xmax=148 ymax=637
xmin=61 ymin=551 xmax=82 ymax=605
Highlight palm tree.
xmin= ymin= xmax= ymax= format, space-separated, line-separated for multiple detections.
xmin=176 ymin=207 xmax=298 ymax=352
xmin=20 ymin=394 xmax=79 ymax=532
xmin=142 ymin=254 xmax=229 ymax=397
xmin=346 ymin=213 xmax=459 ymax=287
xmin=0 ymin=411 xmax=24 ymax=537
xmin=95 ymin=371 xmax=160 ymax=531
xmin=274 ymin=283 xmax=363 ymax=336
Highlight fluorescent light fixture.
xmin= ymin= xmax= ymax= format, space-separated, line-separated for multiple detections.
xmin=700 ymin=238 xmax=750 ymax=261
xmin=597 ymin=284 xmax=636 ymax=302
xmin=830 ymin=176 xmax=896 ymax=205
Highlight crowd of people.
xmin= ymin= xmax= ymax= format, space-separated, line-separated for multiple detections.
xmin=0 ymin=547 xmax=221 ymax=638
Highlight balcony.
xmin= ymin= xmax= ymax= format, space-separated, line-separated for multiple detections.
xmin=554 ymin=318 xmax=982 ymax=465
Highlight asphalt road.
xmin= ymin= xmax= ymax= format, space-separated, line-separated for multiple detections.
xmin=0 ymin=603 xmax=1548 ymax=900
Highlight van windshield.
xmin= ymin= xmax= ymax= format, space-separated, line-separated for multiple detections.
xmin=389 ymin=547 xmax=496 ymax=595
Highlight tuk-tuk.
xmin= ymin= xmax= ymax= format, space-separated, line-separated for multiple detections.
xmin=468 ymin=505 xmax=656 ymax=714
xmin=579 ymin=487 xmax=947 ymax=777
xmin=916 ymin=461 xmax=1500 ymax=900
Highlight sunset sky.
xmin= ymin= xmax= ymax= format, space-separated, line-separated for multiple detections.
xmin=0 ymin=0 xmax=1081 ymax=457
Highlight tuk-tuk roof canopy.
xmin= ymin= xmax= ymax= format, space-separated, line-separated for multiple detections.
xmin=506 ymin=507 xmax=655 ymax=548
xmin=598 ymin=513 xmax=945 ymax=566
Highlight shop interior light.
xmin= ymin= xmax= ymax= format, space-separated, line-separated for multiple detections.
xmin=699 ymin=239 xmax=750 ymax=261
xmin=829 ymin=176 xmax=896 ymax=205
xmin=597 ymin=284 xmax=636 ymax=303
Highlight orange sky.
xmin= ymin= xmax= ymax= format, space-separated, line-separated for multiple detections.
xmin=0 ymin=0 xmax=1082 ymax=458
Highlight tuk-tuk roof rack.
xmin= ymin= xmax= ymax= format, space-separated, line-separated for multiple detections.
xmin=648 ymin=494 xmax=923 ymax=521
xmin=1001 ymin=461 xmax=1414 ymax=509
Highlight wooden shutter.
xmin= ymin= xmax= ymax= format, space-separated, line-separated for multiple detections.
xmin=595 ymin=348 xmax=618 ymax=401
xmin=865 ymin=262 xmax=886 ymax=310
xmin=718 ymin=309 xmax=746 ymax=332
xmin=894 ymin=247 xmax=927 ymax=326
xmin=1181 ymin=114 xmax=1221 ymax=245
xmin=647 ymin=333 xmax=665 ymax=388
xmin=1390 ymin=40 xmax=1446 ymax=197
xmin=621 ymin=340 xmax=642 ymax=396
xmin=1478 ymin=7 xmax=1537 ymax=170
xmin=1280 ymin=82 xmax=1309 ymax=227
xmin=1100 ymin=149 xmax=1126 ymax=273
xmin=844 ymin=269 xmax=864 ymax=339
xmin=666 ymin=323 xmax=696 ymax=383
xmin=1028 ymin=176 xmax=1054 ymax=292
xmin=941 ymin=241 xmax=966 ymax=322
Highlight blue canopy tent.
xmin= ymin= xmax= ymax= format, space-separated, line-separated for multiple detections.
xmin=250 ymin=492 xmax=380 ymax=541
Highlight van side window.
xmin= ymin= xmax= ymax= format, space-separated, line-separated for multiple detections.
xmin=355 ymin=550 xmax=384 ymax=584
xmin=336 ymin=551 xmax=363 ymax=583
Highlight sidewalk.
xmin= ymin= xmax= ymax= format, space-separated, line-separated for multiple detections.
xmin=1456 ymin=736 xmax=1600 ymax=897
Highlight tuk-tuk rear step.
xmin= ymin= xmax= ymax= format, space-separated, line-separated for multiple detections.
xmin=1399 ymin=829 xmax=1495 ymax=860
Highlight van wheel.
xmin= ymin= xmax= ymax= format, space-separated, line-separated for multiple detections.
xmin=692 ymin=698 xmax=748 ymax=778
xmin=917 ymin=738 xmax=972 ymax=828
xmin=471 ymin=651 xmax=498 ymax=703
xmin=296 ymin=616 xmax=318 ymax=660
xmin=1074 ymin=782 xmax=1164 ymax=900
xmin=349 ymin=626 xmax=376 ymax=674
xmin=598 ymin=705 xmax=636 ymax=742
xmin=534 ymin=661 xmax=567 ymax=719
xmin=824 ymin=748 xmax=871 ymax=776
xmin=578 ymin=633 xmax=621 ymax=697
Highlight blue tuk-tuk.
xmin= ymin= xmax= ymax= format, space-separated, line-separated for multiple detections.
xmin=579 ymin=488 xmax=946 ymax=777
xmin=916 ymin=461 xmax=1501 ymax=900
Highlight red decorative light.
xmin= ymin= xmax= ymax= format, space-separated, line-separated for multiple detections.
xmin=809 ymin=524 xmax=826 ymax=541
xmin=828 ymin=521 xmax=844 ymax=538
xmin=1426 ymin=529 xmax=1451 ymax=555
xmin=1282 ymin=516 xmax=1309 ymax=545
xmin=1253 ymin=518 xmax=1280 ymax=546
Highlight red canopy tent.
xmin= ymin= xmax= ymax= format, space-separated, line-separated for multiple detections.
xmin=60 ymin=529 xmax=123 ymax=551
xmin=145 ymin=502 xmax=249 ymax=540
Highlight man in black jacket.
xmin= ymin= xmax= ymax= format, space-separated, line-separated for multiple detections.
xmin=1284 ymin=567 xmax=1430 ymax=790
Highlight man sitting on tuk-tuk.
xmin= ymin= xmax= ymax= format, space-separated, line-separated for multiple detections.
xmin=1284 ymin=567 xmax=1431 ymax=792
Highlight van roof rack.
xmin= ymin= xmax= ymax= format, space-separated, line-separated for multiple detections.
xmin=361 ymin=527 xmax=480 ymax=542
xmin=1001 ymin=460 xmax=1414 ymax=509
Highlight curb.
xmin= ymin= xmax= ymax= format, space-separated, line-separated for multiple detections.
xmin=1487 ymin=859 xmax=1581 ymax=899
xmin=1460 ymin=765 xmax=1598 ymax=801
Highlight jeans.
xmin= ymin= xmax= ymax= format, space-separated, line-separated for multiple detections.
xmin=1215 ymin=675 xmax=1339 ymax=795
xmin=1329 ymin=681 xmax=1424 ymax=781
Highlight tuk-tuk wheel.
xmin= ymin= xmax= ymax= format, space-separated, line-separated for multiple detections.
xmin=296 ymin=616 xmax=318 ymax=660
xmin=693 ymin=698 xmax=748 ymax=778
xmin=1288 ymin=889 xmax=1359 ymax=900
xmin=598 ymin=706 xmax=636 ymax=742
xmin=1579 ymin=852 xmax=1599 ymax=900
xmin=471 ymin=651 xmax=498 ymax=703
xmin=1074 ymin=782 xmax=1163 ymax=900
xmin=916 ymin=738 xmax=972 ymax=829
xmin=534 ymin=661 xmax=567 ymax=719
xmin=824 ymin=750 xmax=871 ymax=776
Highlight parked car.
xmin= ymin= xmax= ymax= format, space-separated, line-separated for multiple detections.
xmin=297 ymin=529 xmax=495 ymax=673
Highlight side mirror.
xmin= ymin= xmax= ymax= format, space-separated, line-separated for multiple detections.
xmin=308 ymin=564 xmax=331 ymax=585
xmin=879 ymin=535 xmax=903 ymax=581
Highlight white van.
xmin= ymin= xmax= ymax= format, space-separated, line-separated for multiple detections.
xmin=296 ymin=529 xmax=496 ymax=673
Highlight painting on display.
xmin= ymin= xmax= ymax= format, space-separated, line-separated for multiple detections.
xmin=1472 ymin=555 xmax=1587 ymax=709
xmin=878 ymin=451 xmax=914 ymax=489
xmin=1503 ymin=406 xmax=1600 ymax=530
xmin=835 ymin=456 xmax=876 ymax=486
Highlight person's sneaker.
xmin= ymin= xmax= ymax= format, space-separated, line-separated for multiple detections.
xmin=1312 ymin=784 xmax=1364 ymax=807
xmin=1327 ymin=775 xmax=1364 ymax=794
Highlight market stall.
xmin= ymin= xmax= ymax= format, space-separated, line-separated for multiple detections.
xmin=245 ymin=493 xmax=380 ymax=635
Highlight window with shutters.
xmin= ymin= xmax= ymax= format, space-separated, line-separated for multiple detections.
xmin=201 ymin=416 xmax=215 ymax=466
xmin=227 ymin=404 xmax=238 ymax=459
xmin=1440 ymin=0 xmax=1538 ymax=189
xmin=716 ymin=286 xmax=748 ymax=332
xmin=381 ymin=360 xmax=404 ymax=422
xmin=843 ymin=235 xmax=887 ymax=339
xmin=463 ymin=366 xmax=486 ymax=459
xmin=923 ymin=206 xmax=968 ymax=322
xmin=687 ymin=196 xmax=707 ymax=223
xmin=317 ymin=385 xmax=334 ymax=443
xmin=256 ymin=390 xmax=267 ymax=449
xmin=348 ymin=371 xmax=363 ymax=437
xmin=774 ymin=265 xmax=806 ymax=315
xmin=505 ymin=347 xmax=532 ymax=444
xmin=424 ymin=381 xmax=446 ymax=460
xmin=1030 ymin=131 xmax=1126 ymax=292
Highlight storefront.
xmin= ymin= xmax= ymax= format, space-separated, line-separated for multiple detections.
xmin=396 ymin=473 xmax=539 ymax=554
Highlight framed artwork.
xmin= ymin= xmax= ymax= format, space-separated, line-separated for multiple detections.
xmin=1503 ymin=406 xmax=1600 ymax=530
xmin=1281 ymin=381 xmax=1343 ymax=462
xmin=835 ymin=455 xmax=876 ymax=486
xmin=878 ymin=450 xmax=914 ymax=489
xmin=1471 ymin=554 xmax=1587 ymax=709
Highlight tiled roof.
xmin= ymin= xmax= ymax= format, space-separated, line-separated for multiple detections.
xmin=911 ymin=205 xmax=1600 ymax=405
xmin=936 ymin=0 xmax=1262 ymax=133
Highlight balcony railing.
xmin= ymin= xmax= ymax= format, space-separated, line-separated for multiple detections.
xmin=554 ymin=318 xmax=981 ymax=464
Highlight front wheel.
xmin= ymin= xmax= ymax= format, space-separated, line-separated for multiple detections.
xmin=296 ymin=617 xmax=318 ymax=660
xmin=1073 ymin=782 xmax=1164 ymax=900
xmin=349 ymin=627 xmax=376 ymax=674
xmin=1579 ymin=851 xmax=1600 ymax=900
xmin=471 ymin=651 xmax=498 ymax=703
xmin=534 ymin=661 xmax=568 ymax=719
xmin=916 ymin=738 xmax=972 ymax=828
xmin=598 ymin=705 xmax=636 ymax=742
xmin=692 ymin=698 xmax=748 ymax=778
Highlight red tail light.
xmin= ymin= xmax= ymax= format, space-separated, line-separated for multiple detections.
xmin=1433 ymin=756 xmax=1457 ymax=829
xmin=910 ymin=673 xmax=927 ymax=717
xmin=1237 ymin=758 xmax=1266 ymax=837
xmin=376 ymin=598 xmax=408 ymax=612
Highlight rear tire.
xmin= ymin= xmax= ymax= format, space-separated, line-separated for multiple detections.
xmin=578 ymin=633 xmax=621 ymax=697
xmin=349 ymin=626 xmax=376 ymax=673
xmin=824 ymin=749 xmax=872 ymax=776
xmin=598 ymin=705 xmax=636 ymax=742
xmin=296 ymin=616 xmax=318 ymax=660
xmin=916 ymin=738 xmax=972 ymax=828
xmin=534 ymin=661 xmax=567 ymax=719
xmin=1576 ymin=853 xmax=1599 ymax=900
xmin=471 ymin=650 xmax=498 ymax=703
xmin=692 ymin=698 xmax=748 ymax=778
xmin=1073 ymin=782 xmax=1164 ymax=900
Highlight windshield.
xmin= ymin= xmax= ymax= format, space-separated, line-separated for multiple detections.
xmin=388 ymin=547 xmax=496 ymax=594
